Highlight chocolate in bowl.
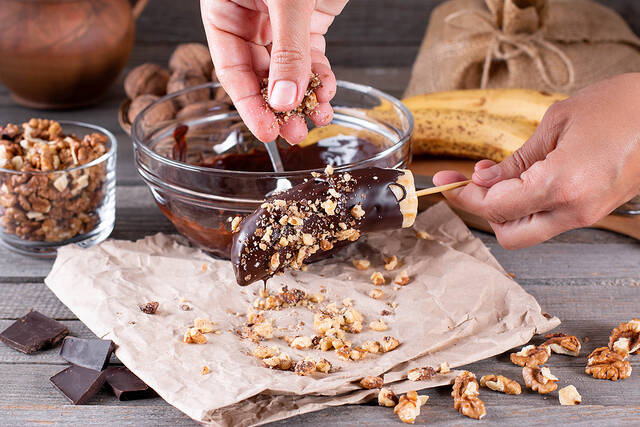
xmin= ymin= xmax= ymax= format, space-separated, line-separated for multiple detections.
xmin=132 ymin=81 xmax=413 ymax=258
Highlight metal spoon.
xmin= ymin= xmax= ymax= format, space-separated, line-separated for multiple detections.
xmin=265 ymin=140 xmax=292 ymax=193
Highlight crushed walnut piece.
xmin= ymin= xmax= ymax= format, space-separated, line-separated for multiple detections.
xmin=451 ymin=371 xmax=486 ymax=420
xmin=290 ymin=336 xmax=313 ymax=350
xmin=370 ymin=271 xmax=385 ymax=286
xmin=369 ymin=319 xmax=388 ymax=332
xmin=378 ymin=387 xmax=399 ymax=407
xmin=263 ymin=352 xmax=292 ymax=371
xmin=543 ymin=332 xmax=581 ymax=356
xmin=184 ymin=328 xmax=207 ymax=344
xmin=139 ymin=301 xmax=159 ymax=315
xmin=559 ymin=385 xmax=581 ymax=405
xmin=316 ymin=358 xmax=332 ymax=373
xmin=384 ymin=256 xmax=399 ymax=271
xmin=609 ymin=318 xmax=640 ymax=356
xmin=193 ymin=318 xmax=216 ymax=334
xmin=362 ymin=340 xmax=381 ymax=354
xmin=230 ymin=216 xmax=242 ymax=232
xmin=261 ymin=73 xmax=321 ymax=124
xmin=394 ymin=390 xmax=427 ymax=424
xmin=393 ymin=271 xmax=410 ymax=286
xmin=585 ymin=347 xmax=632 ymax=381
xmin=522 ymin=366 xmax=558 ymax=394
xmin=359 ymin=375 xmax=384 ymax=389
xmin=252 ymin=345 xmax=279 ymax=359
xmin=0 ymin=119 xmax=110 ymax=243
xmin=350 ymin=204 xmax=365 ymax=219
xmin=438 ymin=362 xmax=451 ymax=374
xmin=407 ymin=366 xmax=437 ymax=382
xmin=200 ymin=365 xmax=211 ymax=375
xmin=380 ymin=336 xmax=400 ymax=352
xmin=294 ymin=358 xmax=317 ymax=376
xmin=480 ymin=374 xmax=521 ymax=395
xmin=369 ymin=288 xmax=384 ymax=299
xmin=510 ymin=344 xmax=551 ymax=367
xmin=352 ymin=259 xmax=370 ymax=270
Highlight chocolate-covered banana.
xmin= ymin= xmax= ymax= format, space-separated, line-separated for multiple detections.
xmin=231 ymin=166 xmax=418 ymax=286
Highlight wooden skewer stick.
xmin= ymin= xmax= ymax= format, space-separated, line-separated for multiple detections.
xmin=415 ymin=179 xmax=472 ymax=197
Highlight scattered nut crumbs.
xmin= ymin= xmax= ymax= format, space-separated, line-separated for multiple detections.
xmin=480 ymin=374 xmax=521 ymax=395
xmin=451 ymin=371 xmax=486 ymax=420
xmin=384 ymin=256 xmax=399 ymax=271
xmin=139 ymin=301 xmax=159 ymax=314
xmin=585 ymin=347 xmax=631 ymax=381
xmin=200 ymin=365 xmax=211 ymax=375
xmin=394 ymin=390 xmax=427 ymax=424
xmin=352 ymin=259 xmax=370 ymax=270
xmin=369 ymin=288 xmax=384 ymax=299
xmin=394 ymin=271 xmax=410 ymax=286
xmin=408 ymin=366 xmax=437 ymax=382
xmin=510 ymin=344 xmax=551 ymax=367
xmin=522 ymin=366 xmax=558 ymax=394
xmin=558 ymin=385 xmax=582 ymax=405
xmin=261 ymin=73 xmax=321 ymax=124
xmin=370 ymin=271 xmax=385 ymax=286
xmin=359 ymin=375 xmax=384 ymax=389
xmin=378 ymin=387 xmax=399 ymax=407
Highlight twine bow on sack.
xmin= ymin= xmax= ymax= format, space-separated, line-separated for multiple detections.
xmin=445 ymin=9 xmax=575 ymax=91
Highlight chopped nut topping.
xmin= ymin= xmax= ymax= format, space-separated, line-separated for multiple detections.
xmin=369 ymin=319 xmax=388 ymax=332
xmin=269 ymin=253 xmax=280 ymax=272
xmin=290 ymin=336 xmax=313 ymax=350
xmin=380 ymin=336 xmax=400 ymax=352
xmin=378 ymin=387 xmax=399 ymax=407
xmin=408 ymin=366 xmax=437 ymax=382
xmin=480 ymin=374 xmax=521 ymax=395
xmin=184 ymin=328 xmax=207 ymax=344
xmin=352 ymin=259 xmax=370 ymax=270
xmin=200 ymin=365 xmax=211 ymax=375
xmin=302 ymin=233 xmax=314 ymax=246
xmin=510 ymin=344 xmax=551 ymax=367
xmin=324 ymin=164 xmax=334 ymax=175
xmin=559 ymin=385 xmax=582 ymax=405
xmin=438 ymin=362 xmax=451 ymax=374
xmin=384 ymin=256 xmax=399 ymax=271
xmin=294 ymin=358 xmax=316 ymax=376
xmin=394 ymin=390 xmax=426 ymax=424
xmin=321 ymin=199 xmax=337 ymax=215
xmin=139 ymin=301 xmax=159 ymax=314
xmin=369 ymin=288 xmax=384 ymax=299
xmin=522 ymin=366 xmax=558 ymax=394
xmin=360 ymin=375 xmax=384 ymax=389
xmin=252 ymin=319 xmax=274 ymax=339
xmin=230 ymin=216 xmax=242 ymax=232
xmin=609 ymin=318 xmax=640 ymax=356
xmin=253 ymin=345 xmax=280 ymax=359
xmin=316 ymin=358 xmax=332 ymax=373
xmin=362 ymin=340 xmax=381 ymax=353
xmin=451 ymin=371 xmax=486 ymax=420
xmin=393 ymin=271 xmax=410 ymax=286
xmin=370 ymin=271 xmax=385 ymax=286
xmin=585 ymin=347 xmax=632 ymax=381
xmin=543 ymin=333 xmax=581 ymax=357
xmin=350 ymin=203 xmax=365 ymax=219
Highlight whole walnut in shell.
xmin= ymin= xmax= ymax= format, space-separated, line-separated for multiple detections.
xmin=124 ymin=63 xmax=170 ymax=99
xmin=169 ymin=43 xmax=214 ymax=79
xmin=167 ymin=71 xmax=210 ymax=107
xmin=129 ymin=95 xmax=176 ymax=125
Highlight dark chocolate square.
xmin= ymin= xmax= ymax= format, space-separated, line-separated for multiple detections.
xmin=0 ymin=310 xmax=68 ymax=354
xmin=104 ymin=366 xmax=155 ymax=400
xmin=50 ymin=365 xmax=106 ymax=405
xmin=60 ymin=337 xmax=115 ymax=371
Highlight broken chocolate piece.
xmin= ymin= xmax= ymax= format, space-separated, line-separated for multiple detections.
xmin=60 ymin=337 xmax=115 ymax=371
xmin=0 ymin=310 xmax=68 ymax=354
xmin=104 ymin=366 xmax=155 ymax=400
xmin=50 ymin=366 xmax=106 ymax=405
xmin=139 ymin=301 xmax=159 ymax=314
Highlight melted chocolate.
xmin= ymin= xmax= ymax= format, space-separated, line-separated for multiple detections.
xmin=231 ymin=167 xmax=405 ymax=286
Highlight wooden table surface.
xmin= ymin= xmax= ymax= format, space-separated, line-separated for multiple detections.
xmin=1 ymin=1 xmax=640 ymax=425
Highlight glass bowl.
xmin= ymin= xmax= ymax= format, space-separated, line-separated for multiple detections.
xmin=0 ymin=121 xmax=117 ymax=257
xmin=132 ymin=81 xmax=413 ymax=258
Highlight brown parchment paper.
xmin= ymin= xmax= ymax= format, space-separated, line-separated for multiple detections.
xmin=45 ymin=202 xmax=559 ymax=426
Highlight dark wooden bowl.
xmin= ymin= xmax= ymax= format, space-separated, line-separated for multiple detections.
xmin=0 ymin=0 xmax=146 ymax=110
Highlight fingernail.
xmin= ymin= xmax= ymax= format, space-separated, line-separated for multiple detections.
xmin=270 ymin=80 xmax=298 ymax=108
xmin=474 ymin=166 xmax=500 ymax=182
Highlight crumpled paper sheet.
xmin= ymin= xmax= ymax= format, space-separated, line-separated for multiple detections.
xmin=45 ymin=202 xmax=559 ymax=426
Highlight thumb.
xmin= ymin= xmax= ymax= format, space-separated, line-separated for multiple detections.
xmin=266 ymin=0 xmax=314 ymax=111
xmin=473 ymin=104 xmax=565 ymax=187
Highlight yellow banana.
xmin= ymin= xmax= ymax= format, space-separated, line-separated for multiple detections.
xmin=403 ymin=88 xmax=567 ymax=124
xmin=410 ymin=108 xmax=539 ymax=162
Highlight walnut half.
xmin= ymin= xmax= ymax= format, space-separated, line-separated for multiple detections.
xmin=609 ymin=318 xmax=640 ymax=356
xmin=522 ymin=366 xmax=558 ymax=394
xmin=480 ymin=374 xmax=521 ymax=395
xmin=510 ymin=344 xmax=551 ymax=367
xmin=585 ymin=347 xmax=632 ymax=381
xmin=543 ymin=333 xmax=581 ymax=357
xmin=451 ymin=371 xmax=486 ymax=420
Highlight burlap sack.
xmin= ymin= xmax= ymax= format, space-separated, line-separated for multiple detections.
xmin=405 ymin=0 xmax=640 ymax=96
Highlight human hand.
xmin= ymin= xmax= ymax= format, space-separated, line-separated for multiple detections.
xmin=201 ymin=0 xmax=347 ymax=144
xmin=433 ymin=73 xmax=640 ymax=249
